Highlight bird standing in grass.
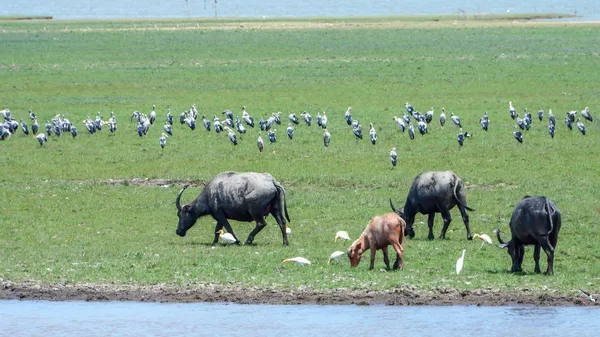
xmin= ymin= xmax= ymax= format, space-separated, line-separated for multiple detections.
xmin=580 ymin=107 xmax=593 ymax=122
xmin=439 ymin=108 xmax=446 ymax=128
xmin=159 ymin=133 xmax=168 ymax=149
xmin=257 ymin=132 xmax=264 ymax=152
xmin=548 ymin=109 xmax=556 ymax=126
xmin=538 ymin=108 xmax=544 ymax=121
xmin=164 ymin=122 xmax=172 ymax=136
xmin=513 ymin=125 xmax=523 ymax=143
xmin=369 ymin=123 xmax=377 ymax=144
xmin=456 ymin=249 xmax=466 ymax=275
xmin=217 ymin=229 xmax=237 ymax=245
xmin=576 ymin=118 xmax=586 ymax=135
xmin=287 ymin=123 xmax=294 ymax=140
xmin=328 ymin=251 xmax=345 ymax=264
xmin=408 ymin=123 xmax=415 ymax=140
xmin=323 ymin=129 xmax=331 ymax=148
xmin=225 ymin=127 xmax=237 ymax=145
xmin=457 ymin=128 xmax=465 ymax=148
xmin=268 ymin=129 xmax=277 ymax=143
xmin=282 ymin=257 xmax=311 ymax=266
xmin=35 ymin=133 xmax=47 ymax=146
xmin=450 ymin=113 xmax=461 ymax=128
xmin=509 ymin=101 xmax=516 ymax=119
xmin=548 ymin=123 xmax=555 ymax=139
xmin=390 ymin=147 xmax=398 ymax=167
xmin=344 ymin=107 xmax=352 ymax=125
xmin=335 ymin=231 xmax=351 ymax=242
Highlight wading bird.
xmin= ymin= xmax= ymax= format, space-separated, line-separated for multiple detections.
xmin=287 ymin=123 xmax=294 ymax=140
xmin=390 ymin=147 xmax=397 ymax=167
xmin=513 ymin=125 xmax=523 ymax=143
xmin=509 ymin=101 xmax=516 ymax=119
xmin=289 ymin=113 xmax=299 ymax=125
xmin=402 ymin=113 xmax=411 ymax=125
xmin=473 ymin=233 xmax=493 ymax=249
xmin=480 ymin=116 xmax=488 ymax=131
xmin=217 ymin=229 xmax=237 ymax=245
xmin=35 ymin=133 xmax=47 ymax=146
xmin=257 ymin=132 xmax=264 ymax=152
xmin=408 ymin=123 xmax=415 ymax=140
xmin=405 ymin=102 xmax=414 ymax=114
xmin=548 ymin=124 xmax=555 ymax=139
xmin=20 ymin=120 xmax=29 ymax=135
xmin=149 ymin=105 xmax=156 ymax=125
xmin=538 ymin=108 xmax=544 ymax=121
xmin=164 ymin=122 xmax=172 ymax=136
xmin=328 ymin=251 xmax=346 ymax=264
xmin=223 ymin=109 xmax=234 ymax=120
xmin=268 ymin=129 xmax=277 ymax=143
xmin=579 ymin=289 xmax=596 ymax=303
xmin=450 ymin=113 xmax=461 ymax=128
xmin=353 ymin=124 xmax=363 ymax=140
xmin=393 ymin=116 xmax=406 ymax=132
xmin=456 ymin=249 xmax=466 ymax=275
xmin=457 ymin=128 xmax=465 ymax=148
xmin=344 ymin=107 xmax=352 ymax=126
xmin=548 ymin=109 xmax=556 ymax=126
xmin=159 ymin=132 xmax=168 ymax=149
xmin=321 ymin=112 xmax=328 ymax=129
xmin=300 ymin=111 xmax=312 ymax=126
xmin=202 ymin=115 xmax=211 ymax=132
xmin=167 ymin=107 xmax=173 ymax=125
xmin=71 ymin=126 xmax=77 ymax=138
xmin=282 ymin=257 xmax=311 ymax=266
xmin=580 ymin=107 xmax=593 ymax=122
xmin=369 ymin=123 xmax=377 ymax=144
xmin=323 ymin=129 xmax=331 ymax=148
xmin=225 ymin=127 xmax=237 ymax=145
xmin=567 ymin=110 xmax=576 ymax=123
xmin=417 ymin=117 xmax=427 ymax=135
xmin=425 ymin=107 xmax=434 ymax=124
xmin=576 ymin=118 xmax=586 ymax=135
xmin=316 ymin=112 xmax=322 ymax=127
xmin=516 ymin=114 xmax=525 ymax=130
xmin=565 ymin=116 xmax=573 ymax=131
xmin=440 ymin=108 xmax=446 ymax=128
xmin=335 ymin=231 xmax=351 ymax=242
xmin=32 ymin=119 xmax=39 ymax=135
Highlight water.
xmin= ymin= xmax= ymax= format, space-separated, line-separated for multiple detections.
xmin=1 ymin=0 xmax=598 ymax=21
xmin=1 ymin=300 xmax=599 ymax=336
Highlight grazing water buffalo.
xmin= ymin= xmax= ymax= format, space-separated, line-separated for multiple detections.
xmin=175 ymin=171 xmax=290 ymax=246
xmin=496 ymin=196 xmax=561 ymax=275
xmin=347 ymin=212 xmax=405 ymax=270
xmin=390 ymin=171 xmax=474 ymax=240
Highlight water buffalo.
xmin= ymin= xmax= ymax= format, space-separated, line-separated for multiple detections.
xmin=175 ymin=171 xmax=290 ymax=246
xmin=496 ymin=196 xmax=561 ymax=275
xmin=347 ymin=212 xmax=405 ymax=270
xmin=390 ymin=170 xmax=474 ymax=240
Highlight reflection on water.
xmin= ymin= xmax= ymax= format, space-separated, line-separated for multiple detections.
xmin=0 ymin=0 xmax=598 ymax=20
xmin=1 ymin=300 xmax=599 ymax=337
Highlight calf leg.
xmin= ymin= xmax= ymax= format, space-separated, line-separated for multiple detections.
xmin=540 ymin=236 xmax=556 ymax=275
xmin=382 ymin=246 xmax=391 ymax=270
xmin=427 ymin=213 xmax=436 ymax=240
xmin=369 ymin=248 xmax=377 ymax=270
xmin=533 ymin=244 xmax=542 ymax=273
xmin=458 ymin=206 xmax=473 ymax=240
xmin=245 ymin=217 xmax=267 ymax=245
xmin=439 ymin=209 xmax=452 ymax=239
xmin=392 ymin=241 xmax=404 ymax=270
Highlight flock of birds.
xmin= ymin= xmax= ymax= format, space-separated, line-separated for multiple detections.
xmin=0 ymin=101 xmax=594 ymax=169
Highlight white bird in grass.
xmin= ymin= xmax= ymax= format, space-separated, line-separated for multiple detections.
xmin=159 ymin=133 xmax=168 ymax=149
xmin=450 ymin=113 xmax=461 ymax=128
xmin=217 ymin=229 xmax=237 ymax=245
xmin=323 ymin=129 xmax=331 ymax=148
xmin=328 ymin=251 xmax=346 ymax=264
xmin=473 ymin=233 xmax=493 ymax=249
xmin=334 ymin=230 xmax=351 ymax=242
xmin=440 ymin=108 xmax=446 ymax=128
xmin=285 ymin=226 xmax=292 ymax=235
xmin=390 ymin=147 xmax=398 ymax=167
xmin=282 ymin=257 xmax=311 ymax=266
xmin=456 ymin=249 xmax=466 ymax=275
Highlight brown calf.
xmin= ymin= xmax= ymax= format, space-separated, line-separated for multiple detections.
xmin=347 ymin=212 xmax=406 ymax=270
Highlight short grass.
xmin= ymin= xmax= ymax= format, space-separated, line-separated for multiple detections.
xmin=0 ymin=18 xmax=599 ymax=295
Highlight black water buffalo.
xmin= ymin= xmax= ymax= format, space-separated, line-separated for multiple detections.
xmin=175 ymin=171 xmax=290 ymax=246
xmin=496 ymin=196 xmax=561 ymax=275
xmin=390 ymin=170 xmax=474 ymax=240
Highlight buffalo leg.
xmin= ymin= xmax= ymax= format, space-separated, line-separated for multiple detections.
xmin=392 ymin=241 xmax=404 ymax=270
xmin=533 ymin=244 xmax=542 ymax=273
xmin=458 ymin=206 xmax=473 ymax=240
xmin=212 ymin=222 xmax=223 ymax=245
xmin=512 ymin=242 xmax=524 ymax=273
xmin=540 ymin=236 xmax=555 ymax=275
xmin=427 ymin=213 xmax=436 ymax=240
xmin=382 ymin=246 xmax=390 ymax=270
xmin=270 ymin=208 xmax=289 ymax=246
xmin=214 ymin=216 xmax=240 ymax=245
xmin=439 ymin=209 xmax=452 ymax=239
xmin=245 ymin=217 xmax=267 ymax=245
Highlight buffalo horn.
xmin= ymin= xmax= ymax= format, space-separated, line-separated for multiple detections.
xmin=175 ymin=185 xmax=189 ymax=211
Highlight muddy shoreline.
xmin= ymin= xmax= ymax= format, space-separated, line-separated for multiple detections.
xmin=1 ymin=280 xmax=595 ymax=306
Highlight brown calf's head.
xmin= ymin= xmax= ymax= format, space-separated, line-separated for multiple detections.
xmin=347 ymin=240 xmax=363 ymax=267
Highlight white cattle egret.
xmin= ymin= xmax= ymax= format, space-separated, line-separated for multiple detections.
xmin=285 ymin=226 xmax=292 ymax=235
xmin=217 ymin=229 xmax=237 ymax=245
xmin=334 ymin=231 xmax=351 ymax=242
xmin=473 ymin=233 xmax=493 ymax=249
xmin=456 ymin=249 xmax=466 ymax=275
xmin=282 ymin=257 xmax=311 ymax=266
xmin=328 ymin=251 xmax=346 ymax=264
xmin=257 ymin=133 xmax=264 ymax=152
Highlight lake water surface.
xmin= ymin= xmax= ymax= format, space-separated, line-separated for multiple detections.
xmin=1 ymin=0 xmax=599 ymax=21
xmin=1 ymin=300 xmax=599 ymax=336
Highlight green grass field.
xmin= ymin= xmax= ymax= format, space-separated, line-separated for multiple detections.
xmin=1 ymin=17 xmax=599 ymax=295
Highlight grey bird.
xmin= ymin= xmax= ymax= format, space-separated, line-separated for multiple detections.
xmin=565 ymin=116 xmax=573 ymax=131
xmin=202 ymin=115 xmax=211 ymax=132
xmin=513 ymin=125 xmax=523 ymax=143
xmin=425 ymin=107 xmax=434 ymax=124
xmin=480 ymin=116 xmax=488 ymax=131
xmin=323 ymin=129 xmax=331 ymax=147
xmin=167 ymin=108 xmax=173 ymax=125
xmin=408 ymin=123 xmax=415 ymax=140
xmin=344 ymin=107 xmax=352 ymax=126
xmin=450 ymin=113 xmax=461 ymax=128
xmin=32 ymin=119 xmax=39 ymax=135
xmin=268 ymin=129 xmax=277 ymax=143
xmin=576 ymin=118 xmax=586 ymax=135
xmin=289 ymin=113 xmax=299 ymax=125
xmin=257 ymin=133 xmax=264 ymax=152
xmin=417 ymin=117 xmax=427 ymax=135
xmin=548 ymin=109 xmax=556 ymax=126
xmin=548 ymin=123 xmax=555 ymax=139
xmin=567 ymin=110 xmax=576 ymax=123
xmin=20 ymin=120 xmax=29 ymax=135
xmin=393 ymin=116 xmax=406 ymax=132
xmin=226 ymin=127 xmax=237 ymax=145
xmin=164 ymin=122 xmax=172 ymax=136
xmin=149 ymin=105 xmax=157 ymax=125
xmin=223 ymin=109 xmax=234 ymax=120
xmin=369 ymin=123 xmax=377 ymax=144
xmin=440 ymin=108 xmax=446 ymax=128
xmin=509 ymin=101 xmax=516 ymax=119
xmin=300 ymin=111 xmax=312 ymax=126
xmin=580 ymin=107 xmax=593 ymax=122
xmin=35 ymin=133 xmax=47 ymax=146
xmin=405 ymin=102 xmax=414 ymax=114
xmin=287 ymin=124 xmax=294 ymax=140
xmin=457 ymin=128 xmax=465 ymax=148
xmin=538 ymin=108 xmax=544 ymax=121
xmin=236 ymin=117 xmax=246 ymax=135
xmin=353 ymin=124 xmax=363 ymax=140
xmin=159 ymin=133 xmax=168 ymax=148
xmin=45 ymin=121 xmax=52 ymax=136
xmin=71 ymin=126 xmax=77 ymax=138
xmin=390 ymin=147 xmax=398 ymax=167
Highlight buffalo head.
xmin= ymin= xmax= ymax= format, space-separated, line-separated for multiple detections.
xmin=175 ymin=185 xmax=198 ymax=237
xmin=495 ymin=227 xmax=519 ymax=270
xmin=389 ymin=199 xmax=414 ymax=238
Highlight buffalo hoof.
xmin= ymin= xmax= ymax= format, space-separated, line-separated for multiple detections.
xmin=466 ymin=233 xmax=473 ymax=240
xmin=428 ymin=235 xmax=435 ymax=240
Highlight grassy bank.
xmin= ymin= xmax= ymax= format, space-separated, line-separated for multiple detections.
xmin=0 ymin=18 xmax=598 ymax=297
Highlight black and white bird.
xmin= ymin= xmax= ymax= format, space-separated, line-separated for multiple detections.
xmin=344 ymin=107 xmax=352 ymax=126
xmin=513 ymin=125 xmax=523 ymax=143
xmin=579 ymin=289 xmax=596 ymax=303
xmin=524 ymin=109 xmax=532 ymax=130
xmin=548 ymin=123 xmax=555 ymax=139
xmin=509 ymin=101 xmax=516 ymax=119
xmin=576 ymin=118 xmax=586 ymax=135
xmin=417 ymin=117 xmax=427 ymax=135
xmin=164 ymin=122 xmax=172 ymax=136
xmin=20 ymin=120 xmax=29 ymax=135
xmin=516 ymin=114 xmax=525 ymax=130
xmin=321 ymin=112 xmax=328 ymax=129
xmin=225 ymin=127 xmax=237 ymax=145
xmin=257 ymin=132 xmax=264 ymax=152
xmin=289 ymin=113 xmax=299 ymax=125
xmin=567 ymin=110 xmax=577 ymax=123
xmin=223 ymin=109 xmax=234 ymax=120
xmin=402 ymin=113 xmax=411 ymax=125
xmin=71 ymin=125 xmax=77 ymax=138
xmin=287 ymin=123 xmax=294 ymax=140
xmin=450 ymin=113 xmax=461 ymax=128
xmin=45 ymin=121 xmax=52 ymax=136
xmin=405 ymin=102 xmax=414 ymax=114
xmin=185 ymin=115 xmax=196 ymax=131
xmin=179 ymin=111 xmax=186 ymax=124
xmin=214 ymin=118 xmax=222 ymax=134
xmin=159 ymin=132 xmax=168 ymax=149
xmin=323 ymin=129 xmax=331 ymax=148
xmin=538 ymin=108 xmax=544 ymax=122
xmin=35 ymin=132 xmax=47 ymax=146
xmin=480 ymin=116 xmax=488 ymax=131
xmin=440 ymin=108 xmax=446 ymax=128
xmin=167 ymin=108 xmax=173 ymax=125
xmin=425 ymin=107 xmax=434 ymax=124
xmin=548 ymin=109 xmax=556 ymax=126
xmin=457 ymin=128 xmax=465 ymax=148
xmin=580 ymin=107 xmax=593 ymax=122
xmin=265 ymin=116 xmax=276 ymax=131
xmin=316 ymin=112 xmax=322 ymax=127
xmin=393 ymin=116 xmax=406 ymax=132
xmin=149 ymin=105 xmax=156 ymax=125
xmin=408 ymin=123 xmax=415 ymax=140
xmin=202 ymin=115 xmax=211 ymax=132
xmin=236 ymin=117 xmax=246 ymax=135
xmin=353 ymin=124 xmax=363 ymax=140
xmin=300 ymin=111 xmax=312 ymax=126
xmin=369 ymin=123 xmax=377 ymax=144
xmin=29 ymin=109 xmax=36 ymax=121
xmin=32 ymin=119 xmax=39 ymax=135
xmin=268 ymin=129 xmax=277 ymax=143
xmin=259 ymin=118 xmax=266 ymax=131
xmin=565 ymin=116 xmax=573 ymax=131
xmin=390 ymin=147 xmax=397 ymax=167
xmin=242 ymin=108 xmax=254 ymax=127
